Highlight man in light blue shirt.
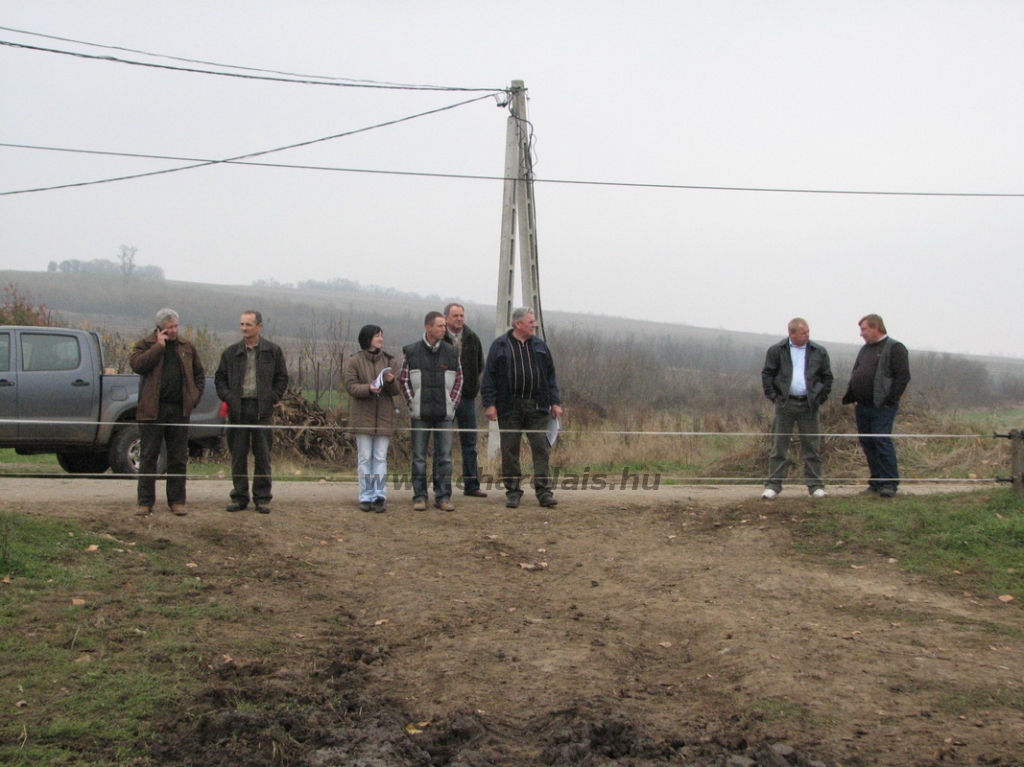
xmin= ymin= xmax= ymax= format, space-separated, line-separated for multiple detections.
xmin=760 ymin=318 xmax=834 ymax=499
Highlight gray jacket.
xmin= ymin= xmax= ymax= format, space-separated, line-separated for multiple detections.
xmin=761 ymin=338 xmax=833 ymax=409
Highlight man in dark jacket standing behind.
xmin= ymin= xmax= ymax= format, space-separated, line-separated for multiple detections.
xmin=841 ymin=313 xmax=911 ymax=498
xmin=215 ymin=310 xmax=289 ymax=514
xmin=760 ymin=317 xmax=833 ymax=500
xmin=130 ymin=308 xmax=206 ymax=517
xmin=444 ymin=303 xmax=487 ymax=498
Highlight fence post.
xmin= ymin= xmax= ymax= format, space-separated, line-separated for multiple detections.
xmin=1012 ymin=429 xmax=1024 ymax=500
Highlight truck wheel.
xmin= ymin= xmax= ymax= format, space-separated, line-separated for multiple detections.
xmin=56 ymin=452 xmax=111 ymax=475
xmin=109 ymin=426 xmax=142 ymax=475
xmin=109 ymin=425 xmax=168 ymax=475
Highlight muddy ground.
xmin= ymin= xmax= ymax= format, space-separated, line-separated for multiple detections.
xmin=3 ymin=477 xmax=1022 ymax=767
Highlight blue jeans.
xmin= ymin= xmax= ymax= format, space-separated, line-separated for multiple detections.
xmin=854 ymin=403 xmax=900 ymax=492
xmin=766 ymin=398 xmax=824 ymax=493
xmin=410 ymin=418 xmax=453 ymax=502
xmin=454 ymin=398 xmax=481 ymax=493
xmin=355 ymin=434 xmax=390 ymax=502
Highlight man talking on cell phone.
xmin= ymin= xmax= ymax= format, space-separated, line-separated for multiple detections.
xmin=129 ymin=308 xmax=206 ymax=517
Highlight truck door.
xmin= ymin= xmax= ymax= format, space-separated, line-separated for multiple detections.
xmin=18 ymin=331 xmax=100 ymax=442
xmin=0 ymin=331 xmax=15 ymax=438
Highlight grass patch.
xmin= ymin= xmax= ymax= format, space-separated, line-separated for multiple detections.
xmin=792 ymin=488 xmax=1024 ymax=599
xmin=934 ymin=684 xmax=1024 ymax=714
xmin=750 ymin=696 xmax=816 ymax=725
xmin=0 ymin=449 xmax=60 ymax=475
xmin=0 ymin=512 xmax=250 ymax=766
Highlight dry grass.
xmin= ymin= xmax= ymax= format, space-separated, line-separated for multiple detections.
xmin=464 ymin=397 xmax=1014 ymax=486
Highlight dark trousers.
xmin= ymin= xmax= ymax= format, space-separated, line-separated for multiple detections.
xmin=498 ymin=399 xmax=553 ymax=500
xmin=137 ymin=402 xmax=189 ymax=507
xmin=454 ymin=397 xmax=481 ymax=493
xmin=227 ymin=399 xmax=274 ymax=505
xmin=854 ymin=403 xmax=900 ymax=492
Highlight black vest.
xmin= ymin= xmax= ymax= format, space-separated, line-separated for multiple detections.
xmin=402 ymin=340 xmax=460 ymax=421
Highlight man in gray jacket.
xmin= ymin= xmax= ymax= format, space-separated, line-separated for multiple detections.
xmin=760 ymin=318 xmax=833 ymax=499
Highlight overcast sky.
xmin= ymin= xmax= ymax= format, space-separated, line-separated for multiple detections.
xmin=2 ymin=1 xmax=1023 ymax=357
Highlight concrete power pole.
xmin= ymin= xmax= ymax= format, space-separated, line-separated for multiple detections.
xmin=495 ymin=80 xmax=545 ymax=339
xmin=490 ymin=81 xmax=545 ymax=458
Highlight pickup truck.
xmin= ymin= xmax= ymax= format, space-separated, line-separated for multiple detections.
xmin=0 ymin=325 xmax=224 ymax=475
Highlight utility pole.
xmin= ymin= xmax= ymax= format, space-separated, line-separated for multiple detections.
xmin=490 ymin=80 xmax=545 ymax=458
xmin=495 ymin=80 xmax=545 ymax=339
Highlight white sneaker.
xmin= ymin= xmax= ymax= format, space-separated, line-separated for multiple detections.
xmin=761 ymin=488 xmax=778 ymax=500
xmin=811 ymin=488 xmax=828 ymax=498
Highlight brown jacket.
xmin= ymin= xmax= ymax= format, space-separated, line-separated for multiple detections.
xmin=129 ymin=333 xmax=206 ymax=421
xmin=344 ymin=349 xmax=401 ymax=436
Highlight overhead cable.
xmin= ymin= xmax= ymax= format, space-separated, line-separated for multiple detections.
xmin=0 ymin=24 xmax=481 ymax=89
xmin=3 ymin=140 xmax=1024 ymax=198
xmin=0 ymin=38 xmax=506 ymax=93
xmin=0 ymin=94 xmax=498 ymax=196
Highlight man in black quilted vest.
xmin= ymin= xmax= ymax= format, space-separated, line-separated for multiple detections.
xmin=400 ymin=311 xmax=463 ymax=512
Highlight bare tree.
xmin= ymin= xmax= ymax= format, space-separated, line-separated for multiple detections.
xmin=118 ymin=245 xmax=137 ymax=287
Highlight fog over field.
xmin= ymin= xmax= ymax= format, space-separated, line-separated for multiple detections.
xmin=2 ymin=2 xmax=1023 ymax=357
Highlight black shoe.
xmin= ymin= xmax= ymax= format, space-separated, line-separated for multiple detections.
xmin=359 ymin=501 xmax=373 ymax=512
xmin=506 ymin=495 xmax=521 ymax=509
xmin=372 ymin=497 xmax=387 ymax=513
xmin=464 ymin=488 xmax=488 ymax=498
xmin=539 ymin=494 xmax=558 ymax=508
xmin=226 ymin=502 xmax=248 ymax=512
xmin=256 ymin=504 xmax=272 ymax=514
xmin=879 ymin=487 xmax=897 ymax=498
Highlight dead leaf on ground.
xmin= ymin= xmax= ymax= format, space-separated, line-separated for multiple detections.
xmin=84 ymin=544 xmax=100 ymax=553
xmin=405 ymin=717 xmax=433 ymax=734
xmin=71 ymin=598 xmax=86 ymax=606
xmin=519 ymin=562 xmax=549 ymax=571
xmin=373 ymin=618 xmax=389 ymax=626
xmin=998 ymin=595 xmax=1015 ymax=603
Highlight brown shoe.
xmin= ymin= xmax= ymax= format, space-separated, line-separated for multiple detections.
xmin=435 ymin=499 xmax=455 ymax=512
xmin=170 ymin=504 xmax=188 ymax=516
xmin=135 ymin=505 xmax=153 ymax=516
xmin=464 ymin=488 xmax=488 ymax=498
xmin=413 ymin=498 xmax=427 ymax=511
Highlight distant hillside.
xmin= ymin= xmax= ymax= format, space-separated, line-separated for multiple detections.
xmin=3 ymin=269 xmax=1023 ymax=385
xmin=1 ymin=268 xmax=786 ymax=349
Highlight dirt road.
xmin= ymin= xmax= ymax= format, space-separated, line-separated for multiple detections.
xmin=3 ymin=476 xmax=1021 ymax=766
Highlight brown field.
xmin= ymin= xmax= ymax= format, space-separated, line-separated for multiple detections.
xmin=2 ymin=476 xmax=1022 ymax=766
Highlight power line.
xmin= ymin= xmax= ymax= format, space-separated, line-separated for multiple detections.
xmin=0 ymin=37 xmax=507 ymax=93
xmin=3 ymin=140 xmax=1024 ymax=198
xmin=0 ymin=24 xmax=478 ymax=89
xmin=0 ymin=94 xmax=499 ymax=196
